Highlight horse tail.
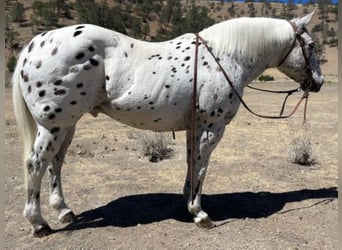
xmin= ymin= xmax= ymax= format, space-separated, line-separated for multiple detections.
xmin=12 ymin=52 xmax=37 ymax=169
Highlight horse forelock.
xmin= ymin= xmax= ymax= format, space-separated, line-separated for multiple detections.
xmin=199 ymin=17 xmax=294 ymax=62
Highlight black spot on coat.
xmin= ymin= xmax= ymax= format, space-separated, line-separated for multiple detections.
xmin=51 ymin=47 xmax=58 ymax=55
xmin=54 ymin=80 xmax=63 ymax=86
xmin=38 ymin=90 xmax=46 ymax=97
xmin=76 ymin=52 xmax=85 ymax=60
xmin=73 ymin=30 xmax=82 ymax=37
xmin=55 ymin=89 xmax=66 ymax=95
xmin=50 ymin=127 xmax=60 ymax=133
xmin=28 ymin=42 xmax=34 ymax=53
xmin=89 ymin=58 xmax=99 ymax=66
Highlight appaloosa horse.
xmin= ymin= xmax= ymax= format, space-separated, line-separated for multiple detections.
xmin=13 ymin=13 xmax=324 ymax=236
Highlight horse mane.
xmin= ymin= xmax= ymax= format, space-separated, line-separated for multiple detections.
xmin=199 ymin=17 xmax=294 ymax=62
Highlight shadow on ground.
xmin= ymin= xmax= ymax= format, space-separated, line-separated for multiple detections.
xmin=58 ymin=187 xmax=337 ymax=232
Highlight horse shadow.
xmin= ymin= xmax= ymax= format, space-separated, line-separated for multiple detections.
xmin=58 ymin=187 xmax=337 ymax=232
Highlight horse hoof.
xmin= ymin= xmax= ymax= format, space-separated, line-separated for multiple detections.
xmin=59 ymin=210 xmax=77 ymax=224
xmin=194 ymin=214 xmax=215 ymax=229
xmin=33 ymin=223 xmax=52 ymax=237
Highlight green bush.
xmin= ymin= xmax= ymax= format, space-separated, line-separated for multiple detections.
xmin=10 ymin=2 xmax=25 ymax=25
xmin=7 ymin=55 xmax=17 ymax=73
xmin=75 ymin=0 xmax=126 ymax=34
xmin=328 ymin=38 xmax=338 ymax=47
xmin=258 ymin=75 xmax=274 ymax=81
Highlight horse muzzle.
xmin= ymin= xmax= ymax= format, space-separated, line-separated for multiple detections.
xmin=302 ymin=75 xmax=324 ymax=93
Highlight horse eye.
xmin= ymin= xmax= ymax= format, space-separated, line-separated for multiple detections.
xmin=309 ymin=43 xmax=315 ymax=49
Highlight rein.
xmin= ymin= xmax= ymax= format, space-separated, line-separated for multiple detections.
xmin=246 ymin=85 xmax=303 ymax=117
xmin=189 ymin=29 xmax=310 ymax=203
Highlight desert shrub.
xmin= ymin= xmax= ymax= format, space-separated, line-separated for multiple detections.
xmin=75 ymin=0 xmax=126 ymax=34
xmin=5 ymin=29 xmax=19 ymax=51
xmin=327 ymin=38 xmax=338 ymax=47
xmin=31 ymin=0 xmax=58 ymax=28
xmin=127 ymin=130 xmax=174 ymax=162
xmin=258 ymin=75 xmax=274 ymax=81
xmin=6 ymin=55 xmax=17 ymax=73
xmin=287 ymin=124 xmax=318 ymax=166
xmin=10 ymin=2 xmax=25 ymax=25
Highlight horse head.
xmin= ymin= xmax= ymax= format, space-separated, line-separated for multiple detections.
xmin=278 ymin=12 xmax=324 ymax=92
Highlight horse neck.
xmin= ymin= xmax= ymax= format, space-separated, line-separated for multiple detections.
xmin=200 ymin=18 xmax=294 ymax=84
xmin=237 ymin=48 xmax=283 ymax=84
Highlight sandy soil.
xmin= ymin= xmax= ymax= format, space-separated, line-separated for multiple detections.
xmin=5 ymin=81 xmax=337 ymax=249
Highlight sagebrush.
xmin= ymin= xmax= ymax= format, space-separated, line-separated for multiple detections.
xmin=287 ymin=124 xmax=318 ymax=166
xmin=127 ymin=130 xmax=174 ymax=162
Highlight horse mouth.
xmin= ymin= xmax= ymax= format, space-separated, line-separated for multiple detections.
xmin=301 ymin=79 xmax=323 ymax=93
xmin=310 ymin=84 xmax=322 ymax=92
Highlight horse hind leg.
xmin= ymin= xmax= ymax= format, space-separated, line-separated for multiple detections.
xmin=184 ymin=120 xmax=226 ymax=228
xmin=23 ymin=125 xmax=69 ymax=236
xmin=48 ymin=126 xmax=77 ymax=224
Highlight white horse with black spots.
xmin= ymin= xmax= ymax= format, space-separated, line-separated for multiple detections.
xmin=13 ymin=13 xmax=323 ymax=236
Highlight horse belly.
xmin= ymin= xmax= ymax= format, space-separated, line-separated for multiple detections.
xmin=101 ymin=91 xmax=192 ymax=132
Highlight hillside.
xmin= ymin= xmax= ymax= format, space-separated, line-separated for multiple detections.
xmin=5 ymin=0 xmax=338 ymax=82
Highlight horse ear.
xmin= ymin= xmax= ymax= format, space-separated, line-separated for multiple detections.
xmin=301 ymin=11 xmax=314 ymax=26
xmin=291 ymin=11 xmax=314 ymax=29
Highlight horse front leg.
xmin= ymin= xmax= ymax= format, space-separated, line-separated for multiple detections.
xmin=184 ymin=121 xmax=226 ymax=228
xmin=48 ymin=126 xmax=77 ymax=224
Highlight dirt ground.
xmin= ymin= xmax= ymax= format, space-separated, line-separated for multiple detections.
xmin=5 ymin=81 xmax=338 ymax=249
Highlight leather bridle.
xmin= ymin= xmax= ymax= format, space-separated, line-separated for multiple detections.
xmin=278 ymin=22 xmax=315 ymax=92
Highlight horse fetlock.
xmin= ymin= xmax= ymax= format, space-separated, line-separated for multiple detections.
xmin=23 ymin=205 xmax=43 ymax=223
xmin=23 ymin=207 xmax=52 ymax=237
xmin=187 ymin=199 xmax=202 ymax=214
xmin=50 ymin=197 xmax=76 ymax=223
xmin=49 ymin=194 xmax=65 ymax=210
xmin=32 ymin=223 xmax=52 ymax=237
